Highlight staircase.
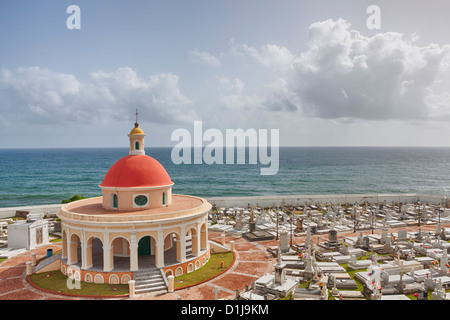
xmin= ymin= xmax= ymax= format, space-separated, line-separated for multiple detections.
xmin=134 ymin=269 xmax=167 ymax=294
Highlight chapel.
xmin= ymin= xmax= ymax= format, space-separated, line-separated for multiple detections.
xmin=57 ymin=120 xmax=211 ymax=285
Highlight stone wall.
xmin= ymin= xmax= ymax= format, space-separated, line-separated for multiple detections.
xmin=205 ymin=193 xmax=448 ymax=208
xmin=0 ymin=204 xmax=63 ymax=219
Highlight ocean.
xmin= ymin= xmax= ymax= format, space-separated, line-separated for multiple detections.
xmin=0 ymin=147 xmax=450 ymax=208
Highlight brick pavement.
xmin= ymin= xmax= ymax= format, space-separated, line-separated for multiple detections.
xmin=1 ymin=224 xmax=447 ymax=300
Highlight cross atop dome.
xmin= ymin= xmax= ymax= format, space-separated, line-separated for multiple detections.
xmin=134 ymin=108 xmax=139 ymax=127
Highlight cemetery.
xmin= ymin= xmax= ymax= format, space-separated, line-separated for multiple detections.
xmin=3 ymin=195 xmax=450 ymax=301
xmin=210 ymin=199 xmax=450 ymax=300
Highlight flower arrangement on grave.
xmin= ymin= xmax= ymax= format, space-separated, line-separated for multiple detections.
xmin=445 ymin=263 xmax=449 ymax=268
xmin=413 ymin=293 xmax=418 ymax=298
xmin=298 ymin=253 xmax=303 ymax=259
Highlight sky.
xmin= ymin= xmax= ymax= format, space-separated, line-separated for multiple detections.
xmin=1 ymin=0 xmax=450 ymax=148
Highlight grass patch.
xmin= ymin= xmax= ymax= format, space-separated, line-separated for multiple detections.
xmin=174 ymin=252 xmax=234 ymax=289
xmin=30 ymin=271 xmax=128 ymax=296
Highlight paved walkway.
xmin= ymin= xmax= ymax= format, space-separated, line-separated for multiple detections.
xmin=0 ymin=243 xmax=73 ymax=300
xmin=0 ymin=224 xmax=447 ymax=300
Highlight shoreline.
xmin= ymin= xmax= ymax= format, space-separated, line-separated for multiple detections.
xmin=0 ymin=192 xmax=448 ymax=219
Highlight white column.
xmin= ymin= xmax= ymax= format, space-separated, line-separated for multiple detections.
xmin=81 ymin=228 xmax=87 ymax=269
xmin=168 ymin=275 xmax=174 ymax=293
xmin=103 ymin=231 xmax=113 ymax=272
xmin=61 ymin=227 xmax=67 ymax=259
xmin=194 ymin=223 xmax=202 ymax=255
xmin=130 ymin=233 xmax=138 ymax=272
xmin=26 ymin=261 xmax=33 ymax=275
xmin=180 ymin=225 xmax=186 ymax=262
xmin=65 ymin=229 xmax=71 ymax=263
xmin=201 ymin=221 xmax=208 ymax=250
xmin=156 ymin=230 xmax=164 ymax=268
xmin=128 ymin=280 xmax=136 ymax=298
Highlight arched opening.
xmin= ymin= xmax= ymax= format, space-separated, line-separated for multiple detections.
xmin=163 ymin=232 xmax=181 ymax=264
xmin=69 ymin=233 xmax=81 ymax=265
xmin=137 ymin=235 xmax=158 ymax=269
xmin=87 ymin=237 xmax=104 ymax=270
xmin=135 ymin=141 xmax=140 ymax=150
xmin=111 ymin=237 xmax=131 ymax=271
xmin=186 ymin=228 xmax=199 ymax=257
xmin=138 ymin=236 xmax=152 ymax=256
xmin=162 ymin=192 xmax=166 ymax=206
xmin=165 ymin=269 xmax=173 ymax=277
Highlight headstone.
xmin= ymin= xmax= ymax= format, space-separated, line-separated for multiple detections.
xmin=328 ymin=229 xmax=338 ymax=248
xmin=363 ymin=236 xmax=371 ymax=250
xmin=381 ymin=228 xmax=388 ymax=244
xmin=398 ymin=230 xmax=407 ymax=242
xmin=417 ymin=282 xmax=427 ymax=300
xmin=356 ymin=232 xmax=364 ymax=247
xmin=279 ymin=230 xmax=290 ymax=253
xmin=274 ymin=248 xmax=286 ymax=285
xmin=295 ymin=218 xmax=303 ymax=233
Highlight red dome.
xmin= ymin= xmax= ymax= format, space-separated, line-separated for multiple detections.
xmin=100 ymin=155 xmax=173 ymax=188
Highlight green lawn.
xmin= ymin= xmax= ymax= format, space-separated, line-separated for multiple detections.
xmin=30 ymin=271 xmax=129 ymax=296
xmin=174 ymin=252 xmax=234 ymax=289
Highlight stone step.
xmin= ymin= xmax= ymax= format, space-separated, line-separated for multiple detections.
xmin=135 ymin=278 xmax=165 ymax=286
xmin=134 ymin=270 xmax=161 ymax=276
xmin=133 ymin=268 xmax=167 ymax=294
xmin=134 ymin=285 xmax=167 ymax=294
xmin=135 ymin=272 xmax=161 ymax=278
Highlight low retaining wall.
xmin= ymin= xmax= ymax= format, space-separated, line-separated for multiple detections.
xmin=60 ymin=261 xmax=133 ymax=285
xmin=205 ymin=193 xmax=449 ymax=208
xmin=162 ymin=249 xmax=211 ymax=277
xmin=0 ymin=204 xmax=63 ymax=219
xmin=1 ymin=193 xmax=448 ymax=219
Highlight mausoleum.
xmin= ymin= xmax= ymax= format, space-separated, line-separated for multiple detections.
xmin=57 ymin=121 xmax=211 ymax=286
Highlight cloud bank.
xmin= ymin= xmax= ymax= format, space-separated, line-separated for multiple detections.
xmin=0 ymin=66 xmax=196 ymax=127
xmin=221 ymin=19 xmax=450 ymax=121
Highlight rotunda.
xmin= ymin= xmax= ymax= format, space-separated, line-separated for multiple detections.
xmin=57 ymin=121 xmax=211 ymax=285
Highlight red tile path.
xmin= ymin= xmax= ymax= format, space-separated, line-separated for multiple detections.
xmin=1 ymin=224 xmax=447 ymax=300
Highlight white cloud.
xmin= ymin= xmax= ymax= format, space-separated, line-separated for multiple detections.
xmin=227 ymin=19 xmax=450 ymax=121
xmin=229 ymin=40 xmax=294 ymax=72
xmin=188 ymin=49 xmax=221 ymax=67
xmin=216 ymin=75 xmax=262 ymax=110
xmin=0 ymin=66 xmax=196 ymax=126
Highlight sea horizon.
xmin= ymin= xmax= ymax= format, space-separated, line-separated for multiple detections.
xmin=1 ymin=146 xmax=450 ymax=209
